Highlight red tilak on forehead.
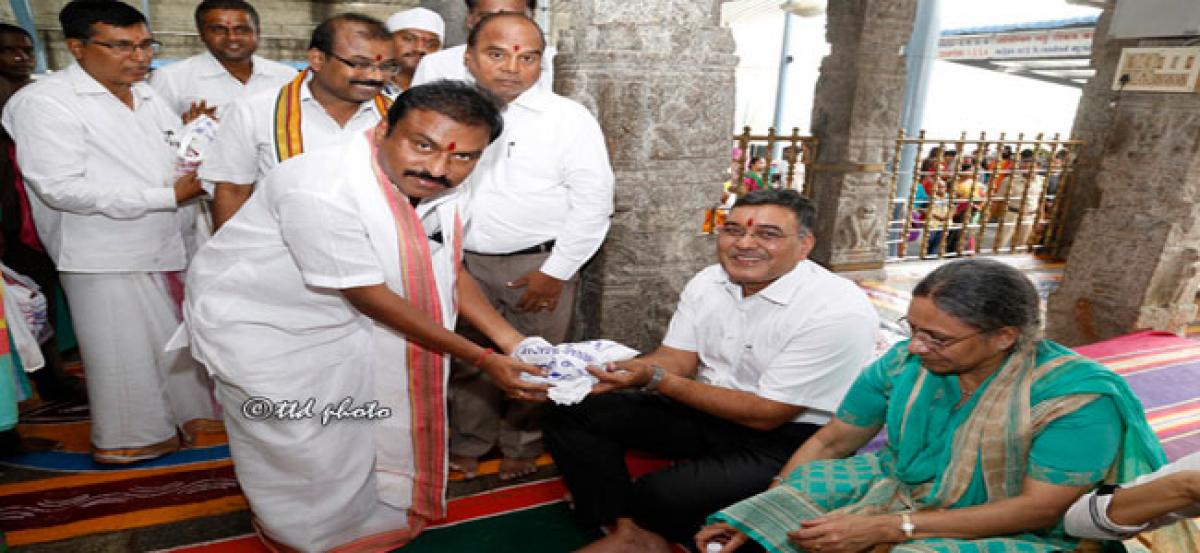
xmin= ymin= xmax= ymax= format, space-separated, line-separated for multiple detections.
xmin=513 ymin=44 xmax=520 ymax=52
xmin=447 ymin=142 xmax=457 ymax=152
xmin=747 ymin=218 xmax=754 ymax=227
xmin=374 ymin=54 xmax=382 ymax=62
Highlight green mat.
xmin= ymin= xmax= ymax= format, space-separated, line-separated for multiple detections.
xmin=397 ymin=502 xmax=600 ymax=552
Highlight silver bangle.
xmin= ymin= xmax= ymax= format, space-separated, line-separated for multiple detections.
xmin=641 ymin=365 xmax=665 ymax=392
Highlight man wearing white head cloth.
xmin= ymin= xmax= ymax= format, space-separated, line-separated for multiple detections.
xmin=384 ymin=7 xmax=444 ymax=98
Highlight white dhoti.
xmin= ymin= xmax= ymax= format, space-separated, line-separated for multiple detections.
xmin=204 ymin=324 xmax=411 ymax=552
xmin=60 ymin=272 xmax=216 ymax=461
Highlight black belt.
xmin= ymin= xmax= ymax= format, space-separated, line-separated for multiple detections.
xmin=1007 ymin=206 xmax=1023 ymax=213
xmin=468 ymin=239 xmax=555 ymax=257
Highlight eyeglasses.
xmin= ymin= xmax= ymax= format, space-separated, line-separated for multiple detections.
xmin=87 ymin=39 xmax=162 ymax=56
xmin=325 ymin=51 xmax=402 ymax=75
xmin=716 ymin=224 xmax=805 ymax=244
xmin=897 ymin=317 xmax=982 ymax=351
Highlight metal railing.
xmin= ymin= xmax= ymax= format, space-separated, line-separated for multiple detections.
xmin=886 ymin=130 xmax=1084 ymax=261
xmin=731 ymin=126 xmax=819 ymax=195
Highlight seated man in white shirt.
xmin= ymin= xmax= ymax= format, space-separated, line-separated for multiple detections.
xmin=149 ymin=0 xmax=296 ymax=120
xmin=384 ymin=7 xmax=444 ymax=97
xmin=411 ymin=0 xmax=554 ymax=90
xmin=201 ymin=13 xmax=397 ymax=229
xmin=2 ymin=0 xmax=212 ymax=464
xmin=544 ymin=189 xmax=880 ymax=551
xmin=446 ymin=13 xmax=613 ymax=482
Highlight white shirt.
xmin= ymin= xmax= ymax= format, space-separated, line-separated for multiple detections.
xmin=462 ymin=84 xmax=613 ymax=280
xmin=187 ymin=134 xmax=463 ymax=378
xmin=1 ymin=63 xmax=188 ymax=272
xmin=1065 ymin=451 xmax=1200 ymax=540
xmin=149 ymin=52 xmax=297 ymax=119
xmin=199 ymin=71 xmax=385 ymax=187
xmin=411 ymin=44 xmax=556 ymax=90
xmin=662 ymin=261 xmax=879 ymax=425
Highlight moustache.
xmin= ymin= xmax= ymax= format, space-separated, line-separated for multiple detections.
xmin=403 ymin=170 xmax=452 ymax=189
xmin=350 ymin=79 xmax=385 ymax=88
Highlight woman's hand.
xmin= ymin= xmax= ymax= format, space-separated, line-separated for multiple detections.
xmin=787 ymin=514 xmax=898 ymax=553
xmin=695 ymin=522 xmax=749 ymax=553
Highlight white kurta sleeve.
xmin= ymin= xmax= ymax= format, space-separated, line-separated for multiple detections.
xmin=198 ymin=97 xmax=261 ymax=185
xmin=538 ymin=108 xmax=614 ymax=280
xmin=4 ymin=94 xmax=177 ymax=218
xmin=661 ymin=273 xmax=704 ymax=352
xmin=275 ymin=188 xmax=386 ymax=290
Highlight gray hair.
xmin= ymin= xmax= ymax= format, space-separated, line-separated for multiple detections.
xmin=912 ymin=258 xmax=1042 ymax=348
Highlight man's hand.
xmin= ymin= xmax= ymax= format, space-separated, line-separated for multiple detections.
xmin=507 ymin=270 xmax=565 ymax=313
xmin=181 ymin=100 xmax=217 ymax=124
xmin=695 ymin=522 xmax=750 ymax=553
xmin=478 ymin=352 xmax=550 ymax=402
xmin=787 ymin=514 xmax=896 ymax=553
xmin=587 ymin=359 xmax=655 ymax=394
xmin=173 ymin=172 xmax=204 ymax=204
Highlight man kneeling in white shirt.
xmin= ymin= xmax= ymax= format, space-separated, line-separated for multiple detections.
xmin=544 ymin=189 xmax=880 ymax=551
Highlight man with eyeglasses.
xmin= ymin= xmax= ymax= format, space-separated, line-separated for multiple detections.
xmin=149 ymin=0 xmax=296 ymax=121
xmin=201 ymin=13 xmax=397 ymax=229
xmin=444 ymin=13 xmax=613 ymax=483
xmin=543 ymin=189 xmax=878 ymax=551
xmin=411 ymin=0 xmax=554 ymax=91
xmin=1 ymin=0 xmax=214 ymax=464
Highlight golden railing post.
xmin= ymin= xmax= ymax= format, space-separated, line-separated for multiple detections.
xmin=917 ymin=135 xmax=940 ymax=260
xmin=1010 ymin=132 xmax=1043 ymax=253
xmin=764 ymin=127 xmax=779 ymax=188
xmin=786 ymin=127 xmax=801 ymax=189
xmin=734 ymin=126 xmax=751 ymax=193
xmin=887 ymin=128 xmax=905 ymax=261
xmin=1031 ymin=132 xmax=1060 ymax=253
xmin=965 ymin=131 xmax=988 ymax=255
xmin=898 ymin=129 xmax=925 ymax=259
xmin=991 ymin=132 xmax=1024 ymax=254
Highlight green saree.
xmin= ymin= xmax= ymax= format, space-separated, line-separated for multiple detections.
xmin=710 ymin=340 xmax=1167 ymax=553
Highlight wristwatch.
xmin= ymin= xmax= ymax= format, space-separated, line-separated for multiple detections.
xmin=899 ymin=512 xmax=916 ymax=539
xmin=641 ymin=365 xmax=666 ymax=393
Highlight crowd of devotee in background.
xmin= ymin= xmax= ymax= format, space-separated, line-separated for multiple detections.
xmin=0 ymin=1 xmax=1196 ymax=552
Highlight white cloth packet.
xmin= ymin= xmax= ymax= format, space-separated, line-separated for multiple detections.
xmin=513 ymin=337 xmax=639 ymax=405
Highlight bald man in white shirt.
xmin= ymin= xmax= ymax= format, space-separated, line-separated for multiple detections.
xmin=447 ymin=13 xmax=613 ymax=482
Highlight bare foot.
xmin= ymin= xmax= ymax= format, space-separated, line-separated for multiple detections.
xmin=576 ymin=518 xmax=672 ymax=553
xmin=499 ymin=457 xmax=539 ymax=481
xmin=449 ymin=454 xmax=479 ymax=480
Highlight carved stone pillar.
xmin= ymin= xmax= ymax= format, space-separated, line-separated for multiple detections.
xmin=807 ymin=0 xmax=918 ymax=272
xmin=1045 ymin=5 xmax=1200 ymax=345
xmin=556 ymin=0 xmax=737 ymax=352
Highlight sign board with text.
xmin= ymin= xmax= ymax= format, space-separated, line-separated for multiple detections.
xmin=1113 ymin=47 xmax=1200 ymax=93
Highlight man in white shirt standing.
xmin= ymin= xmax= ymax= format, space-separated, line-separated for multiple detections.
xmin=149 ymin=0 xmax=296 ymax=120
xmin=544 ymin=190 xmax=879 ymax=551
xmin=2 ymin=0 xmax=213 ymax=464
xmin=383 ymin=7 xmax=444 ymax=97
xmin=447 ymin=13 xmax=613 ymax=481
xmin=411 ymin=0 xmax=553 ymax=91
xmin=201 ymin=13 xmax=397 ymax=229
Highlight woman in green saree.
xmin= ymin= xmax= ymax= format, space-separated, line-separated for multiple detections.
xmin=696 ymin=258 xmax=1166 ymax=553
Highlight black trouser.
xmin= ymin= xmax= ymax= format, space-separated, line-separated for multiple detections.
xmin=543 ymin=392 xmax=819 ymax=547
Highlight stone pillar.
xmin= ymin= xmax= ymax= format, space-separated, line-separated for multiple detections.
xmin=1046 ymin=8 xmax=1200 ymax=345
xmin=419 ymin=0 xmax=468 ymax=47
xmin=807 ymin=0 xmax=918 ymax=273
xmin=555 ymin=0 xmax=737 ymax=352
